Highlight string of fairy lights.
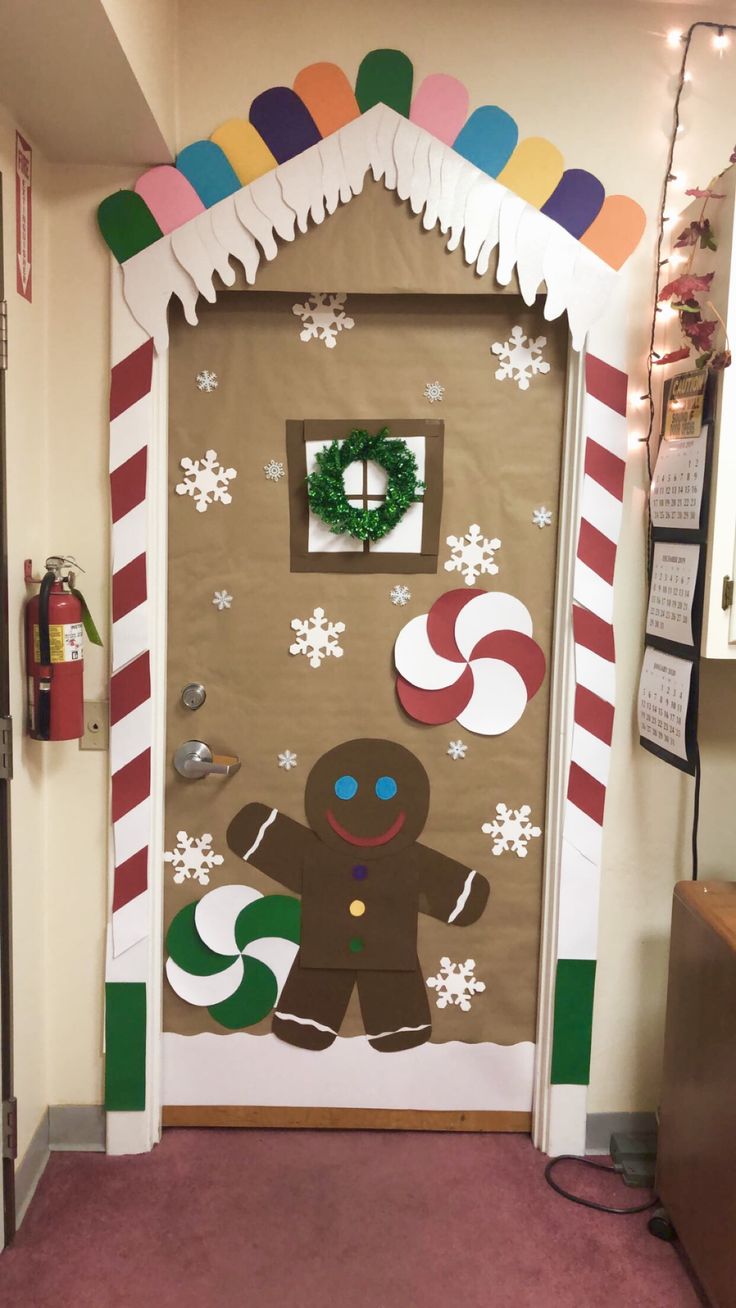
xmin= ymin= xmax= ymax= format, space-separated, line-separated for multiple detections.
xmin=638 ymin=20 xmax=736 ymax=482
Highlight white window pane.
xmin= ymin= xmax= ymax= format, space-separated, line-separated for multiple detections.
xmin=308 ymin=511 xmax=363 ymax=553
xmin=370 ymin=502 xmax=424 ymax=553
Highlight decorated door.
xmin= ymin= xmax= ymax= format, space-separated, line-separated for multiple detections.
xmin=162 ymin=272 xmax=567 ymax=1125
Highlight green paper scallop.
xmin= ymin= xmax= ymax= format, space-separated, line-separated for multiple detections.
xmin=166 ymin=902 xmax=234 ymax=977
xmin=98 ymin=190 xmax=163 ymax=262
xmin=208 ymin=956 xmax=278 ymax=1029
xmin=235 ymin=894 xmax=301 ymax=950
xmin=355 ymin=49 xmax=413 ymax=118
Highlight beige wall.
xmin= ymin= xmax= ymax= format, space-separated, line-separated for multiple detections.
xmin=100 ymin=0 xmax=178 ymax=149
xmin=5 ymin=1 xmax=736 ymax=1165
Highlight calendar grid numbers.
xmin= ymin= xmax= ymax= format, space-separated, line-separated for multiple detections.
xmin=650 ymin=426 xmax=708 ymax=533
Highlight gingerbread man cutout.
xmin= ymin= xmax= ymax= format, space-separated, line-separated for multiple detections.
xmin=227 ymin=739 xmax=489 ymax=1053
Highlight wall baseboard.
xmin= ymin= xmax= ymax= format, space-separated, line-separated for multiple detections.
xmin=49 ymin=1104 xmax=105 ymax=1153
xmin=15 ymin=1110 xmax=50 ymax=1229
xmin=586 ymin=1111 xmax=657 ymax=1155
xmin=14 ymin=1105 xmax=106 ymax=1231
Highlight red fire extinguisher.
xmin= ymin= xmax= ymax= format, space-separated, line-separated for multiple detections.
xmin=26 ymin=556 xmax=101 ymax=741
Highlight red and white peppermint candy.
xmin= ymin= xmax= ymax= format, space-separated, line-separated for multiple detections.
xmin=394 ymin=588 xmax=546 ymax=735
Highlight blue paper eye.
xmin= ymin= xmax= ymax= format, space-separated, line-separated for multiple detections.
xmin=334 ymin=775 xmax=358 ymax=800
xmin=375 ymin=775 xmax=397 ymax=800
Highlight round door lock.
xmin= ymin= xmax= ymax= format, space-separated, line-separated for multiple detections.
xmin=181 ymin=682 xmax=206 ymax=711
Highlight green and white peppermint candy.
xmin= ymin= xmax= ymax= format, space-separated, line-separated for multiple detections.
xmin=166 ymin=885 xmax=300 ymax=1030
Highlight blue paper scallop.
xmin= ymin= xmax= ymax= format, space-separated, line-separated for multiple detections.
xmin=452 ymin=106 xmax=519 ymax=179
xmin=176 ymin=141 xmax=242 ymax=208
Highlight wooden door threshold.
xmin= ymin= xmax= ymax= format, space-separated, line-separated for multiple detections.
xmin=162 ymin=1106 xmax=531 ymax=1132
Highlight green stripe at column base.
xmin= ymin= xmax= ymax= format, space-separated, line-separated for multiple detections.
xmin=105 ymin=981 xmax=146 ymax=1111
xmin=550 ymin=959 xmax=596 ymax=1085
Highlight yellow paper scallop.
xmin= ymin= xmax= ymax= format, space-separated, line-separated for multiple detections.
xmin=497 ymin=138 xmax=564 ymax=209
xmin=210 ymin=119 xmax=276 ymax=187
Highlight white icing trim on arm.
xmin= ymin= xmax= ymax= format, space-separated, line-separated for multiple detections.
xmin=243 ymin=807 xmax=278 ymax=862
xmin=448 ymin=868 xmax=476 ymax=923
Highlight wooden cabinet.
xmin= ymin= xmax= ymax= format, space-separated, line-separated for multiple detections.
xmin=657 ymin=881 xmax=736 ymax=1307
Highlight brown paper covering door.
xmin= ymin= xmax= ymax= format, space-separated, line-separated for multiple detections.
xmin=163 ymin=188 xmax=568 ymax=1128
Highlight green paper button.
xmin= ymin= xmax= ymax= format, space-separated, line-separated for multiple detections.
xmin=349 ymin=936 xmax=364 ymax=953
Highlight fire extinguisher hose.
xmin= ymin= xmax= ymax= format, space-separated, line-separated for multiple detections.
xmin=36 ymin=570 xmax=55 ymax=741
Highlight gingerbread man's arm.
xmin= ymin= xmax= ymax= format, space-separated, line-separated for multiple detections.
xmin=415 ymin=842 xmax=489 ymax=926
xmin=226 ymin=803 xmax=319 ymax=895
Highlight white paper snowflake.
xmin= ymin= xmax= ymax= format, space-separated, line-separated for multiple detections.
xmin=447 ymin=740 xmax=468 ymax=760
xmin=278 ymin=750 xmax=298 ymax=770
xmin=212 ymin=590 xmax=232 ymax=610
xmin=482 ymin=804 xmax=542 ymax=858
xmin=491 ymin=326 xmax=550 ymax=391
xmin=292 ymin=292 xmax=355 ymax=349
xmin=426 ymin=958 xmax=486 ymax=1012
xmin=532 ymin=506 xmax=553 ymax=529
xmin=164 ymin=831 xmax=224 ymax=886
xmin=175 ymin=449 xmax=237 ymax=513
xmin=290 ymin=607 xmax=345 ymax=668
xmin=444 ymin=524 xmax=502 ymax=585
xmin=424 ymin=381 xmax=445 ymax=403
xmin=196 ymin=369 xmax=218 ymax=392
xmin=390 ymin=585 xmax=412 ymax=607
xmin=264 ymin=459 xmax=285 ymax=482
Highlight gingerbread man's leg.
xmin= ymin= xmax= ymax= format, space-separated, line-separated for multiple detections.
xmin=357 ymin=964 xmax=432 ymax=1053
xmin=272 ymin=952 xmax=355 ymax=1051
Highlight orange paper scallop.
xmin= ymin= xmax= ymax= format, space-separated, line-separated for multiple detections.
xmin=580 ymin=194 xmax=647 ymax=270
xmin=293 ymin=62 xmax=360 ymax=137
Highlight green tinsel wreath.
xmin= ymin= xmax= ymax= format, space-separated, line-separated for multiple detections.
xmin=306 ymin=428 xmax=424 ymax=542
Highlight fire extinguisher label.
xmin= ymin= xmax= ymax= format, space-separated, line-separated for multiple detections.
xmin=33 ymin=622 xmax=84 ymax=664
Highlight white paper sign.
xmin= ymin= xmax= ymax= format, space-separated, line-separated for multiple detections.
xmin=646 ymin=541 xmax=701 ymax=647
xmin=638 ymin=647 xmax=693 ymax=762
xmin=650 ymin=425 xmax=707 ymax=532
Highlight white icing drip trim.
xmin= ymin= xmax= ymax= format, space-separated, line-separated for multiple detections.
xmin=274 ymin=1011 xmax=337 ymax=1036
xmin=448 ymin=869 xmax=476 ymax=923
xmin=367 ymin=1023 xmax=431 ymax=1041
xmin=243 ymin=807 xmax=278 ymax=863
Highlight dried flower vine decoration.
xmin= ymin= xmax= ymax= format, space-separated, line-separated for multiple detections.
xmin=655 ymin=182 xmax=732 ymax=371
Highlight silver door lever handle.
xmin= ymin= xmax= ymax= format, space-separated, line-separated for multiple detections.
xmin=173 ymin=740 xmax=241 ymax=780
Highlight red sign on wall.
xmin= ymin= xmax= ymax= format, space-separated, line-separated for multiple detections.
xmin=16 ymin=131 xmax=32 ymax=302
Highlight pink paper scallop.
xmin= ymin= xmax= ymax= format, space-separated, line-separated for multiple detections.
xmin=454 ymin=592 xmax=533 ymax=661
xmin=457 ymin=660 xmax=528 ymax=735
xmin=394 ymin=614 xmax=463 ymax=690
xmin=135 ymin=165 xmax=205 ymax=235
xmin=410 ymin=74 xmax=470 ymax=146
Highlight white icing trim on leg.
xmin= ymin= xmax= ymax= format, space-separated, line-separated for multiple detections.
xmin=243 ymin=807 xmax=278 ymax=863
xmin=274 ymin=1011 xmax=337 ymax=1036
xmin=447 ymin=869 xmax=476 ymax=923
xmin=367 ymin=1023 xmax=431 ymax=1042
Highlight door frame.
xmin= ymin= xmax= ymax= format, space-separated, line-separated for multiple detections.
xmin=104 ymin=172 xmax=630 ymax=1158
xmin=0 ymin=171 xmax=15 ymax=1245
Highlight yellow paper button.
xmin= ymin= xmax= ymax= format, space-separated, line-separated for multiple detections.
xmin=349 ymin=899 xmax=366 ymax=917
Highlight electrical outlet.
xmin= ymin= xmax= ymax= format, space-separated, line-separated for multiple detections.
xmin=79 ymin=700 xmax=109 ymax=751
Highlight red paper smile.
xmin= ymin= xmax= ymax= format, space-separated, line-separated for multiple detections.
xmin=325 ymin=809 xmax=406 ymax=847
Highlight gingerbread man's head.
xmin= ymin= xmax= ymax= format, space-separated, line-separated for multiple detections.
xmin=305 ymin=739 xmax=430 ymax=859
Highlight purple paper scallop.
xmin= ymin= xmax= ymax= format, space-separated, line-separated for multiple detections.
xmin=541 ymin=169 xmax=605 ymax=239
xmin=249 ymin=86 xmax=321 ymax=165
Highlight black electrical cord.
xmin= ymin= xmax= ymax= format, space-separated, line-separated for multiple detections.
xmin=544 ymin=1155 xmax=659 ymax=1215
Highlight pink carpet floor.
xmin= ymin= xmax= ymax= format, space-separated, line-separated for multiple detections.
xmin=0 ymin=1130 xmax=707 ymax=1308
